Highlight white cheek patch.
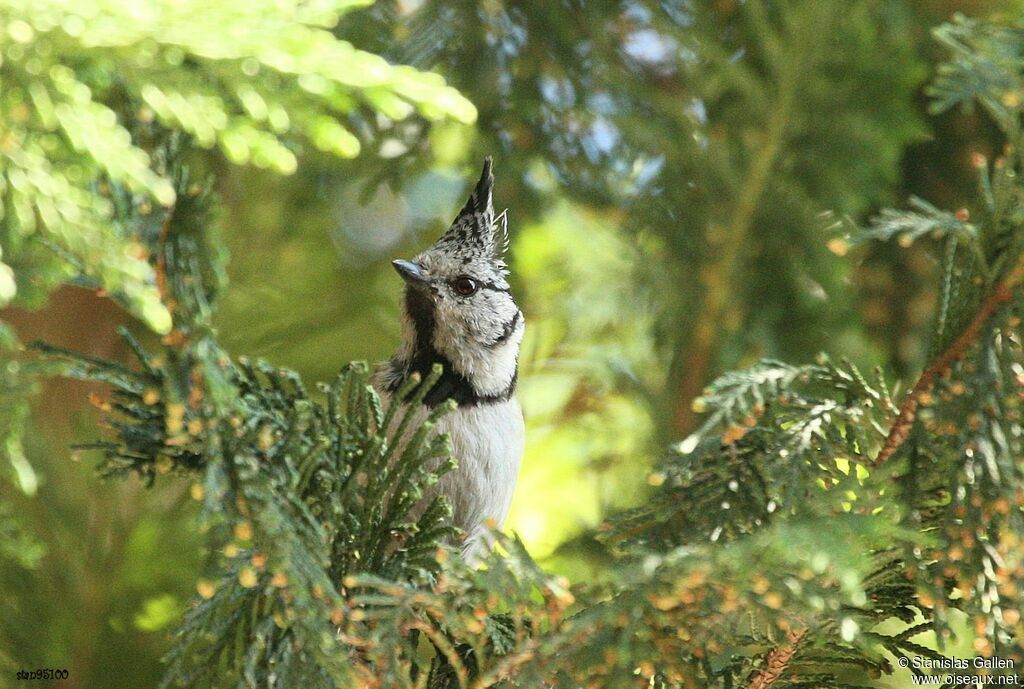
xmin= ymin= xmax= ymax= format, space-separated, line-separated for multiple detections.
xmin=432 ymin=295 xmax=522 ymax=396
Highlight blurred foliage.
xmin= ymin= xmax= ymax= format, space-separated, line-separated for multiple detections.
xmin=0 ymin=0 xmax=474 ymax=331
xmin=3 ymin=1 xmax=1024 ymax=688
xmin=384 ymin=0 xmax=929 ymax=438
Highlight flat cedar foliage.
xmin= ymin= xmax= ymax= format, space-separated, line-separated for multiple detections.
xmin=1 ymin=1 xmax=1023 ymax=689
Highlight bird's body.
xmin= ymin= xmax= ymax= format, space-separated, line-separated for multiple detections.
xmin=372 ymin=389 xmax=525 ymax=552
xmin=372 ymin=158 xmax=525 ymax=559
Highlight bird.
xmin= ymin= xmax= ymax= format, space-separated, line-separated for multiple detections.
xmin=373 ymin=157 xmax=525 ymax=560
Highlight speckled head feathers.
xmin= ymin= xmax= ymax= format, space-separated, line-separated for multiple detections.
xmin=428 ymin=157 xmax=508 ymax=279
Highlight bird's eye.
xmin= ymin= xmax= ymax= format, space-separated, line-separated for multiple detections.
xmin=453 ymin=276 xmax=478 ymax=296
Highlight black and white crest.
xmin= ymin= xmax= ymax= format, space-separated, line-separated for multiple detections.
xmin=437 ymin=157 xmax=495 ymax=248
xmin=380 ymin=157 xmax=524 ymax=408
xmin=431 ymin=157 xmax=509 ymax=276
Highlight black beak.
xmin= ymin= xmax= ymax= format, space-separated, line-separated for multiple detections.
xmin=392 ymin=259 xmax=430 ymax=287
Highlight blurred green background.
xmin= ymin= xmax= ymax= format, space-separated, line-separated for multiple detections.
xmin=1 ymin=0 xmax=1018 ymax=686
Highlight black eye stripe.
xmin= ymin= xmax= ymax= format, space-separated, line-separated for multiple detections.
xmin=448 ymin=276 xmax=510 ymax=295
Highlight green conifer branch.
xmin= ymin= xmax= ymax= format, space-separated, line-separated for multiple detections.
xmin=874 ymin=252 xmax=1024 ymax=465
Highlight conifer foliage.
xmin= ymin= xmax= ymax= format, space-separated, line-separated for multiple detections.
xmin=7 ymin=8 xmax=1024 ymax=689
xmin=0 ymin=0 xmax=475 ymax=333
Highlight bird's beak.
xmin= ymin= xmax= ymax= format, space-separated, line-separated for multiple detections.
xmin=392 ymin=259 xmax=430 ymax=288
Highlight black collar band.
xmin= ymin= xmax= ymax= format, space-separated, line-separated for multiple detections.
xmin=389 ymin=287 xmax=518 ymax=407
xmin=385 ymin=353 xmax=517 ymax=408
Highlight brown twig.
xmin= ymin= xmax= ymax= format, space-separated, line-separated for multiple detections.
xmin=154 ymin=205 xmax=175 ymax=306
xmin=873 ymin=255 xmax=1024 ymax=465
xmin=745 ymin=256 xmax=1024 ymax=689
xmin=745 ymin=627 xmax=807 ymax=689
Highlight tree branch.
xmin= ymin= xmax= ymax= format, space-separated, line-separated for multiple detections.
xmin=154 ymin=204 xmax=176 ymax=308
xmin=873 ymin=254 xmax=1024 ymax=465
xmin=745 ymin=627 xmax=807 ymax=689
xmin=746 ymin=256 xmax=1024 ymax=689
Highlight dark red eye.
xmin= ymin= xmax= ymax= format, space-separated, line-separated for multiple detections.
xmin=453 ymin=276 xmax=478 ymax=296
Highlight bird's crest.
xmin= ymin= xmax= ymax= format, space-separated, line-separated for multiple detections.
xmin=434 ymin=157 xmax=505 ymax=257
